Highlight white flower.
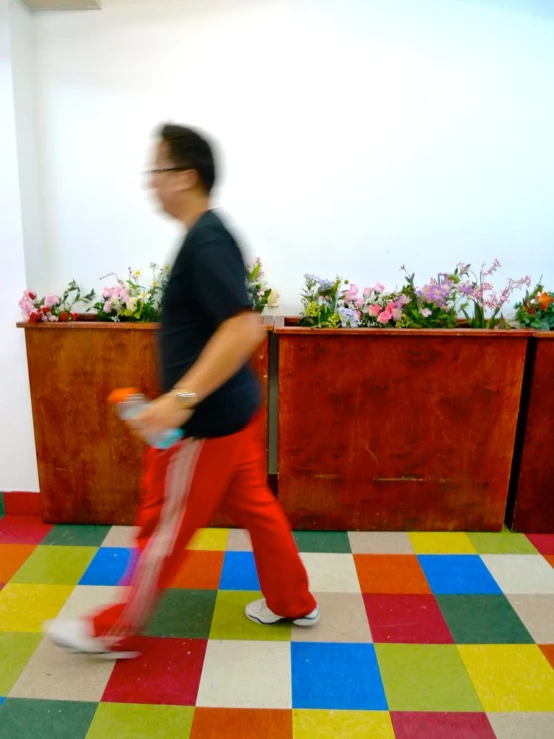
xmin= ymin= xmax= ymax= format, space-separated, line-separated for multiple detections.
xmin=267 ymin=290 xmax=280 ymax=308
xmin=126 ymin=297 xmax=138 ymax=313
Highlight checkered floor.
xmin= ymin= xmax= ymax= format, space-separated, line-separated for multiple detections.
xmin=1 ymin=513 xmax=554 ymax=738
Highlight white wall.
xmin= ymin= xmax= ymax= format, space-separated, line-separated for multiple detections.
xmin=0 ymin=0 xmax=40 ymax=492
xmin=30 ymin=0 xmax=554 ymax=312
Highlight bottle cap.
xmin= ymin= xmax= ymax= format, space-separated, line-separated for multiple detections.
xmin=108 ymin=387 xmax=139 ymax=404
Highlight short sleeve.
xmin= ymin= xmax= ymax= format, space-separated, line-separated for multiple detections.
xmin=192 ymin=237 xmax=252 ymax=327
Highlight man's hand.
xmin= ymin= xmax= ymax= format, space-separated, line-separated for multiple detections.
xmin=130 ymin=394 xmax=192 ymax=439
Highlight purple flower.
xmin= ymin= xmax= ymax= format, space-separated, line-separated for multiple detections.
xmin=420 ymin=308 xmax=432 ymax=318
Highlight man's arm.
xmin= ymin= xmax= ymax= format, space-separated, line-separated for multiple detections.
xmin=173 ymin=310 xmax=265 ymax=403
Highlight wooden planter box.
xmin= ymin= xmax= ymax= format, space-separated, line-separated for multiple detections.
xmin=510 ymin=332 xmax=554 ymax=533
xmin=19 ymin=319 xmax=271 ymax=526
xmin=276 ymin=320 xmax=529 ymax=531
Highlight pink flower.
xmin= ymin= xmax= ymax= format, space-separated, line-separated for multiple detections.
xmin=368 ymin=304 xmax=382 ymax=317
xmin=420 ymin=308 xmax=432 ymax=318
xmin=104 ymin=301 xmax=112 ymax=314
xmin=19 ymin=298 xmax=35 ymax=317
xmin=374 ymin=283 xmax=385 ymax=293
xmin=363 ymin=288 xmax=372 ymax=299
xmin=44 ymin=294 xmax=60 ymax=308
xmin=23 ymin=290 xmax=36 ymax=301
xmin=378 ymin=310 xmax=392 ymax=324
xmin=102 ymin=287 xmax=112 ymax=299
xmin=355 ymin=298 xmax=364 ymax=309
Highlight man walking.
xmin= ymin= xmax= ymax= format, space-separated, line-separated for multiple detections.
xmin=46 ymin=124 xmax=318 ymax=658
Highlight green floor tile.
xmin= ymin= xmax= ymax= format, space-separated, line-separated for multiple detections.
xmin=0 ymin=699 xmax=96 ymax=739
xmin=145 ymin=588 xmax=217 ymax=639
xmin=42 ymin=524 xmax=110 ymax=547
xmin=0 ymin=633 xmax=42 ymax=695
xmin=376 ymin=644 xmax=483 ymax=712
xmin=467 ymin=529 xmax=538 ymax=555
xmin=293 ymin=531 xmax=351 ymax=553
xmin=10 ymin=546 xmax=97 ymax=585
xmin=436 ymin=595 xmax=534 ymax=644
xmin=87 ymin=703 xmax=194 ymax=739
xmin=209 ymin=590 xmax=292 ymax=641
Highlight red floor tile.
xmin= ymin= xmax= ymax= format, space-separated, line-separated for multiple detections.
xmin=169 ymin=550 xmax=224 ymax=590
xmin=102 ymin=637 xmax=207 ymax=706
xmin=527 ymin=534 xmax=554 ymax=555
xmin=0 ymin=516 xmax=52 ymax=544
xmin=364 ymin=594 xmax=454 ymax=644
xmin=392 ymin=712 xmax=496 ymax=738
xmin=540 ymin=644 xmax=554 ymax=669
xmin=354 ymin=555 xmax=431 ymax=594
xmin=0 ymin=544 xmax=36 ymax=581
xmin=190 ymin=708 xmax=292 ymax=739
xmin=3 ymin=492 xmax=42 ymax=516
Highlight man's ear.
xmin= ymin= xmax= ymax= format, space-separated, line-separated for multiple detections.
xmin=174 ymin=168 xmax=198 ymax=192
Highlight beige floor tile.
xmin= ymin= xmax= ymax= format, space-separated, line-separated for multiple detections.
xmin=482 ymin=555 xmax=554 ymax=594
xmin=226 ymin=529 xmax=253 ymax=552
xmin=197 ymin=640 xmax=291 ymax=708
xmin=507 ymin=595 xmax=554 ymax=643
xmin=57 ymin=585 xmax=128 ymax=619
xmin=301 ymin=553 xmax=361 ymax=593
xmin=488 ymin=712 xmax=554 ymax=739
xmin=101 ymin=526 xmax=139 ymax=548
xmin=9 ymin=635 xmax=115 ymax=701
xmin=292 ymin=593 xmax=372 ymax=643
xmin=348 ymin=532 xmax=414 ymax=554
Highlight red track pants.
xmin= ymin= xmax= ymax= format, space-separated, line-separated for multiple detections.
xmin=90 ymin=416 xmax=316 ymax=645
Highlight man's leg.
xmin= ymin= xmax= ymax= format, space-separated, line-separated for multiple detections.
xmin=220 ymin=418 xmax=318 ymax=623
xmin=46 ymin=434 xmax=240 ymax=657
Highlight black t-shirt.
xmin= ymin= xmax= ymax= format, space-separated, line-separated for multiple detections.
xmin=159 ymin=210 xmax=261 ymax=438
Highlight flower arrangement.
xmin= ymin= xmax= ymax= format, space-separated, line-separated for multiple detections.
xmin=91 ymin=264 xmax=169 ymax=322
xmin=246 ymin=259 xmax=279 ymax=313
xmin=515 ymin=282 xmax=554 ymax=331
xmin=455 ymin=260 xmax=531 ymax=329
xmin=299 ymin=260 xmax=532 ymax=330
xmin=395 ymin=268 xmax=460 ymax=328
xmin=18 ymin=280 xmax=95 ymax=323
xmin=300 ymin=275 xmax=348 ymax=327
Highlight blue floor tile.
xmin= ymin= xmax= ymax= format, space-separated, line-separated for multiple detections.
xmin=78 ymin=547 xmax=133 ymax=586
xmin=292 ymin=642 xmax=387 ymax=710
xmin=418 ymin=555 xmax=502 ymax=595
xmin=219 ymin=551 xmax=261 ymax=591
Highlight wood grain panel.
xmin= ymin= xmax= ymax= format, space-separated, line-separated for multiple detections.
xmin=277 ymin=325 xmax=529 ymax=531
xmin=21 ymin=321 xmax=271 ymax=526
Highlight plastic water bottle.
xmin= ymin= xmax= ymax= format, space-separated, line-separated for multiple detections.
xmin=108 ymin=388 xmax=184 ymax=449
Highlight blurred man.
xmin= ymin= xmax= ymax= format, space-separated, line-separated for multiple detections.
xmin=45 ymin=124 xmax=318 ymax=658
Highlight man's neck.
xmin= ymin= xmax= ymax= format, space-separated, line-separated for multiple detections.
xmin=176 ymin=195 xmax=212 ymax=230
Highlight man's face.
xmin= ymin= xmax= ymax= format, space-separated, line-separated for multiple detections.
xmin=149 ymin=141 xmax=179 ymax=217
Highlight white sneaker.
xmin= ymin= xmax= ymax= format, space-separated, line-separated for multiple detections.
xmin=43 ymin=618 xmax=139 ymax=660
xmin=246 ymin=599 xmax=320 ymax=627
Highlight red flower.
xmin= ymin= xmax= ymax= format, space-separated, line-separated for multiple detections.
xmin=42 ymin=306 xmax=51 ymax=314
xmin=70 ymin=312 xmax=78 ymax=321
xmin=28 ymin=291 xmax=36 ymax=300
xmin=29 ymin=310 xmax=43 ymax=323
xmin=59 ymin=312 xmax=69 ymax=322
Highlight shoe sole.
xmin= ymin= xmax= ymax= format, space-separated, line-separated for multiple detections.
xmin=44 ymin=621 xmax=139 ymax=660
xmin=246 ymin=611 xmax=320 ymax=628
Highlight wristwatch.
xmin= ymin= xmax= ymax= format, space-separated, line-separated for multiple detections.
xmin=170 ymin=388 xmax=198 ymax=410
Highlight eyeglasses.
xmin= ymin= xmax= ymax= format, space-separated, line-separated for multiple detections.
xmin=146 ymin=167 xmax=192 ymax=175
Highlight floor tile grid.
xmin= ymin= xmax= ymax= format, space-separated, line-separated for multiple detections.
xmin=1 ymin=520 xmax=554 ymax=738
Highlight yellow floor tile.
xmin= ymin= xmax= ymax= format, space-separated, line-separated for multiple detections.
xmin=0 ymin=584 xmax=75 ymax=632
xmin=408 ymin=532 xmax=477 ymax=554
xmin=293 ymin=710 xmax=395 ymax=738
xmin=189 ymin=528 xmax=230 ymax=551
xmin=458 ymin=645 xmax=554 ymax=712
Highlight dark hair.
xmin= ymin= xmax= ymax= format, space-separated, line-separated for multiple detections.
xmin=159 ymin=124 xmax=216 ymax=194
